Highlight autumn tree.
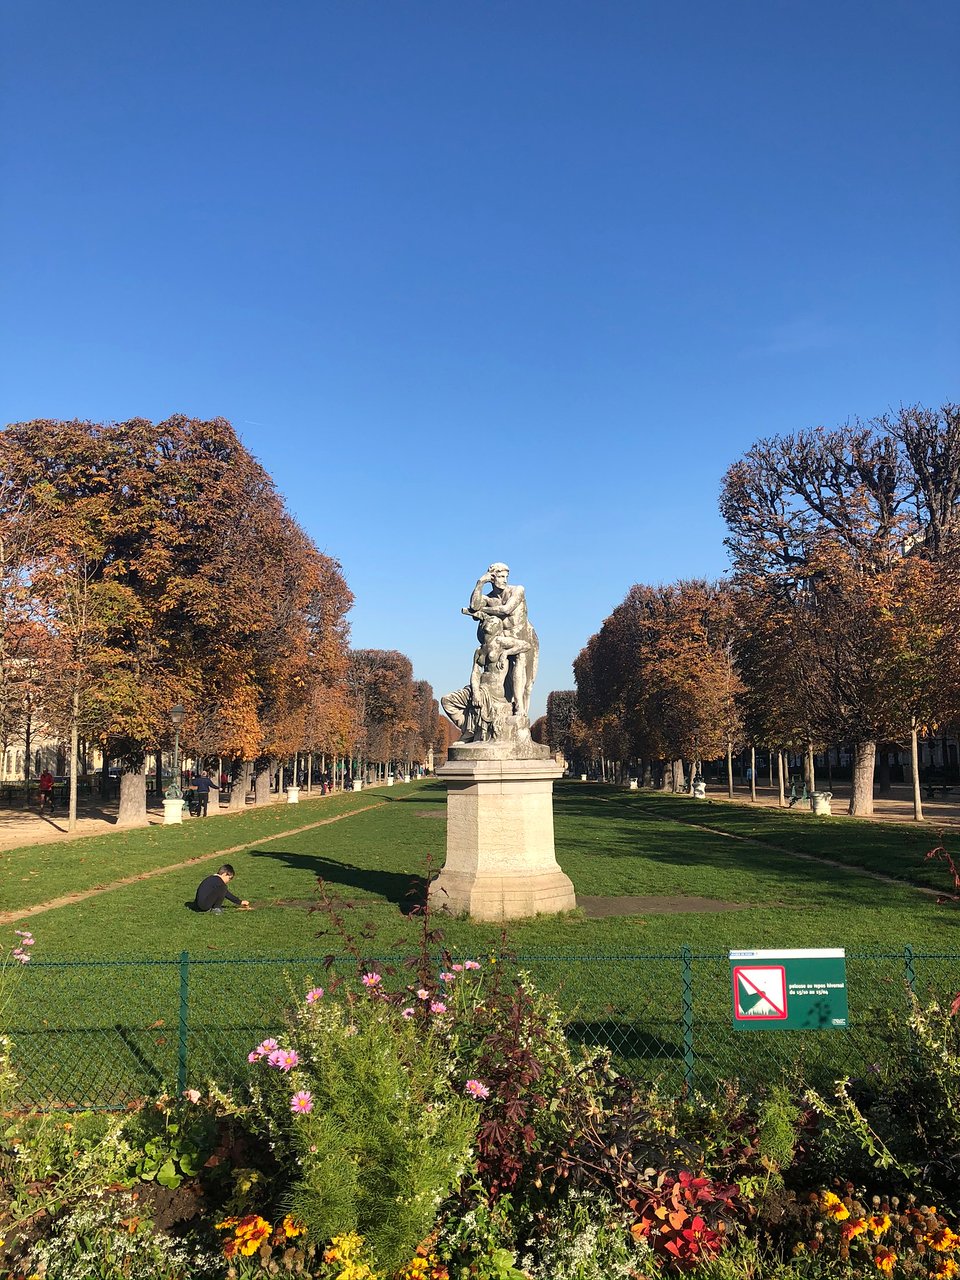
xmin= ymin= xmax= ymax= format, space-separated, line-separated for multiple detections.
xmin=347 ymin=650 xmax=418 ymax=780
xmin=722 ymin=404 xmax=960 ymax=816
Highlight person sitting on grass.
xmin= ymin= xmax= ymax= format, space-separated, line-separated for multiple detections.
xmin=194 ymin=864 xmax=250 ymax=914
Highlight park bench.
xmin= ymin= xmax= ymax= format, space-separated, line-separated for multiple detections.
xmin=923 ymin=776 xmax=955 ymax=800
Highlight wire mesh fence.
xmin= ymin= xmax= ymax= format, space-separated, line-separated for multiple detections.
xmin=7 ymin=948 xmax=960 ymax=1108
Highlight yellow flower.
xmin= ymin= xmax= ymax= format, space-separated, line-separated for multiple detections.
xmin=820 ymin=1191 xmax=842 ymax=1207
xmin=929 ymin=1228 xmax=960 ymax=1252
xmin=282 ymin=1214 xmax=305 ymax=1239
xmin=868 ymin=1213 xmax=891 ymax=1236
xmin=934 ymin=1261 xmax=959 ymax=1279
xmin=874 ymin=1247 xmax=897 ymax=1274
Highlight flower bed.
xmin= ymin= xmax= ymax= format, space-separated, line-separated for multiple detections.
xmin=1 ymin=922 xmax=960 ymax=1279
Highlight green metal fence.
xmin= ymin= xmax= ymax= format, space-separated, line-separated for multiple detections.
xmin=8 ymin=948 xmax=960 ymax=1108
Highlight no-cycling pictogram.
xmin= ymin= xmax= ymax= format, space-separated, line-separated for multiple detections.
xmin=733 ymin=965 xmax=787 ymax=1020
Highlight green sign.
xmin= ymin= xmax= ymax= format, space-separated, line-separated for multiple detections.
xmin=730 ymin=948 xmax=848 ymax=1030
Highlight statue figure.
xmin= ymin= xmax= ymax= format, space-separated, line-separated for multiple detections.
xmin=462 ymin=563 xmax=539 ymax=722
xmin=441 ymin=616 xmax=530 ymax=743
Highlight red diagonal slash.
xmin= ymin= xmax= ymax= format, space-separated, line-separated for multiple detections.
xmin=737 ymin=968 xmax=786 ymax=1017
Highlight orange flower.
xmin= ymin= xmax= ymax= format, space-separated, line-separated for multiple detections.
xmin=868 ymin=1214 xmax=891 ymax=1236
xmin=874 ymin=1247 xmax=896 ymax=1274
xmin=841 ymin=1219 xmax=868 ymax=1240
xmin=930 ymin=1228 xmax=960 ymax=1252
xmin=934 ymin=1261 xmax=959 ymax=1279
xmin=825 ymin=1200 xmax=850 ymax=1222
xmin=282 ymin=1215 xmax=305 ymax=1239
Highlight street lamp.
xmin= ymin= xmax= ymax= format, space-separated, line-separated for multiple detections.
xmin=166 ymin=705 xmax=185 ymax=799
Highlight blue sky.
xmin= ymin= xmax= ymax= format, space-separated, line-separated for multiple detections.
xmin=2 ymin=1 xmax=957 ymax=716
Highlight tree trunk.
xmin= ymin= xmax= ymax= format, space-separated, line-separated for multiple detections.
xmin=672 ymin=759 xmax=685 ymax=793
xmin=849 ymin=740 xmax=877 ymax=816
xmin=877 ymin=750 xmax=891 ymax=793
xmin=777 ymin=750 xmax=786 ymax=807
xmin=726 ymin=741 xmax=733 ymax=798
xmin=749 ymin=745 xmax=757 ymax=802
xmin=911 ymin=720 xmax=924 ymax=821
xmin=253 ymin=759 xmax=273 ymax=806
xmin=805 ymin=742 xmax=816 ymax=795
xmin=117 ymin=766 xmax=148 ymax=827
xmin=768 ymin=751 xmax=774 ymax=787
xmin=68 ymin=690 xmax=79 ymax=832
xmin=229 ymin=760 xmax=251 ymax=810
xmin=658 ymin=760 xmax=671 ymax=791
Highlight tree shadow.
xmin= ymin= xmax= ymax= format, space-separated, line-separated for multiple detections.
xmin=249 ymin=847 xmax=427 ymax=914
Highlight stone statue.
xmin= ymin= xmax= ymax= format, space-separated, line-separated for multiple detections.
xmin=442 ymin=562 xmax=547 ymax=758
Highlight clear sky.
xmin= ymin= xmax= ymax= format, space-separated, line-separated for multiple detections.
xmin=2 ymin=1 xmax=957 ymax=717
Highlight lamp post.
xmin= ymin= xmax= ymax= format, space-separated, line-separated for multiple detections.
xmin=166 ymin=705 xmax=185 ymax=799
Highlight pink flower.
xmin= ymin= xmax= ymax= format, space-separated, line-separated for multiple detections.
xmin=305 ymin=987 xmax=324 ymax=1003
xmin=247 ymin=1050 xmax=262 ymax=1063
xmin=416 ymin=988 xmax=429 ymax=1000
xmin=268 ymin=1048 xmax=300 ymax=1071
xmin=361 ymin=973 xmax=382 ymax=988
xmin=257 ymin=1038 xmax=279 ymax=1055
xmin=439 ymin=971 xmax=456 ymax=983
xmin=290 ymin=1090 xmax=313 ymax=1114
xmin=464 ymin=960 xmax=481 ymax=970
xmin=465 ymin=1079 xmax=490 ymax=1100
xmin=15 ymin=954 xmax=29 ymax=964
xmin=345 ymin=1025 xmax=358 ymax=1036
xmin=182 ymin=1088 xmax=202 ymax=1104
xmin=429 ymin=1001 xmax=447 ymax=1014
xmin=401 ymin=1007 xmax=415 ymax=1019
xmin=452 ymin=964 xmax=464 ymax=972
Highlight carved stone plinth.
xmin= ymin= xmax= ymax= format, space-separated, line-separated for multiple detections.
xmin=428 ymin=754 xmax=576 ymax=922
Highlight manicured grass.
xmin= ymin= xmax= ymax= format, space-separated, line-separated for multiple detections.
xmin=0 ymin=788 xmax=387 ymax=912
xmin=6 ymin=780 xmax=960 ymax=1104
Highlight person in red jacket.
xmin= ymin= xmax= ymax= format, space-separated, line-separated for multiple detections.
xmin=38 ymin=769 xmax=55 ymax=814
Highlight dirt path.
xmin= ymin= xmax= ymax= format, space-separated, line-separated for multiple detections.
xmin=0 ymin=802 xmax=387 ymax=925
xmin=632 ymin=803 xmax=954 ymax=901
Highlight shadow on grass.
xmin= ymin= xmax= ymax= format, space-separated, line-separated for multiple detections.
xmin=249 ymin=847 xmax=427 ymax=914
xmin=565 ymin=1018 xmax=685 ymax=1063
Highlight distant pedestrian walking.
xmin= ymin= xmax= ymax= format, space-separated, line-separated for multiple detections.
xmin=194 ymin=770 xmax=219 ymax=816
xmin=38 ymin=769 xmax=55 ymax=813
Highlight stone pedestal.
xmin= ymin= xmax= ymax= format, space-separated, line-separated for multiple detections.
xmin=286 ymin=786 xmax=300 ymax=804
xmin=429 ymin=755 xmax=576 ymax=921
xmin=163 ymin=797 xmax=184 ymax=825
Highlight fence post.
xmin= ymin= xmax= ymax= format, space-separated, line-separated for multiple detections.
xmin=681 ymin=947 xmax=694 ymax=1092
xmin=903 ymin=945 xmax=916 ymax=999
xmin=177 ymin=950 xmax=190 ymax=1094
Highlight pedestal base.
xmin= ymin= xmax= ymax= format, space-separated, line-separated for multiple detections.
xmin=429 ymin=756 xmax=576 ymax=922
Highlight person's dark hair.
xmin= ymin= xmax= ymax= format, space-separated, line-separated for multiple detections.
xmin=218 ymin=864 xmax=235 ymax=878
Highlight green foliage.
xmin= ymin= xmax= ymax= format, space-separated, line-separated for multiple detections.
xmin=524 ymin=1191 xmax=646 ymax=1280
xmin=436 ymin=1188 xmax=528 ymax=1280
xmin=248 ymin=985 xmax=478 ymax=1273
xmin=130 ymin=1111 xmax=210 ymax=1189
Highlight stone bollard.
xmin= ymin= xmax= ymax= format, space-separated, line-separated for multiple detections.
xmin=403 ymin=773 xmax=411 ymax=783
xmin=580 ymin=774 xmax=587 ymax=782
xmin=692 ymin=780 xmax=707 ymax=799
xmin=163 ymin=797 xmax=184 ymax=825
xmin=287 ymin=785 xmax=300 ymax=804
xmin=628 ymin=779 xmax=638 ymax=790
xmin=353 ymin=779 xmax=362 ymax=792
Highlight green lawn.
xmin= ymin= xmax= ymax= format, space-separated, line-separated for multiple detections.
xmin=5 ymin=781 xmax=960 ymax=1105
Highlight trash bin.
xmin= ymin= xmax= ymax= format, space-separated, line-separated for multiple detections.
xmin=810 ymin=791 xmax=833 ymax=816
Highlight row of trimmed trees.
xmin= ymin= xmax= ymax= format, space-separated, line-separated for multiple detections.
xmin=0 ymin=417 xmax=443 ymax=827
xmin=551 ymin=404 xmax=960 ymax=817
